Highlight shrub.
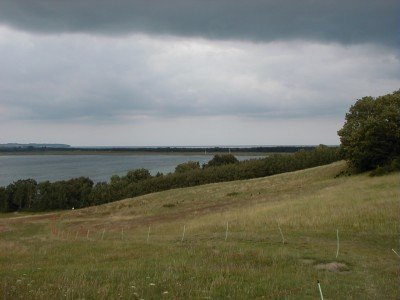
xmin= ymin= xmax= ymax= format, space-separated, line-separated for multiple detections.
xmin=175 ymin=161 xmax=200 ymax=173
xmin=370 ymin=157 xmax=400 ymax=176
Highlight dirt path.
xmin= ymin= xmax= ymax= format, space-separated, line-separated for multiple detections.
xmin=2 ymin=212 xmax=59 ymax=221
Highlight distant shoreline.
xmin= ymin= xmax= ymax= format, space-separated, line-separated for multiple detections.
xmin=0 ymin=150 xmax=270 ymax=156
xmin=0 ymin=146 xmax=318 ymax=156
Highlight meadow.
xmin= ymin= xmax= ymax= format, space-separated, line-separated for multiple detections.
xmin=0 ymin=161 xmax=398 ymax=299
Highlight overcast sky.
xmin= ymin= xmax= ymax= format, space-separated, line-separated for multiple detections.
xmin=0 ymin=0 xmax=399 ymax=146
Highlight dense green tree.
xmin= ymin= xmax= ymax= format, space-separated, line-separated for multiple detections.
xmin=205 ymin=154 xmax=239 ymax=167
xmin=125 ymin=168 xmax=152 ymax=183
xmin=64 ymin=177 xmax=94 ymax=208
xmin=89 ymin=182 xmax=112 ymax=205
xmin=109 ymin=175 xmax=126 ymax=201
xmin=338 ymin=91 xmax=400 ymax=171
xmin=175 ymin=161 xmax=200 ymax=173
xmin=110 ymin=175 xmax=121 ymax=184
xmin=35 ymin=181 xmax=55 ymax=210
xmin=6 ymin=179 xmax=37 ymax=210
xmin=0 ymin=187 xmax=13 ymax=212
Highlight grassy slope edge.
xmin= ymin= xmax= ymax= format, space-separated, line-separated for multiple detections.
xmin=0 ymin=161 xmax=398 ymax=299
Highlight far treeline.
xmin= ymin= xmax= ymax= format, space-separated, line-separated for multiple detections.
xmin=0 ymin=145 xmax=316 ymax=154
xmin=0 ymin=146 xmax=340 ymax=212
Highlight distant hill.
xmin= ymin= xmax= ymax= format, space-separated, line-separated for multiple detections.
xmin=0 ymin=143 xmax=71 ymax=148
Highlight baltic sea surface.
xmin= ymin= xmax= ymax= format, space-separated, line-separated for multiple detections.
xmin=0 ymin=154 xmax=263 ymax=186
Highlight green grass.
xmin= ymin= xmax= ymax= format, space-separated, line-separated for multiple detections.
xmin=0 ymin=161 xmax=398 ymax=299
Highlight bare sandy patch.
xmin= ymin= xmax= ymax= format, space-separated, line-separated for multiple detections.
xmin=314 ymin=261 xmax=349 ymax=272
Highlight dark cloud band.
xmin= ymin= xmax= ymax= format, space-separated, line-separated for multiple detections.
xmin=0 ymin=0 xmax=398 ymax=46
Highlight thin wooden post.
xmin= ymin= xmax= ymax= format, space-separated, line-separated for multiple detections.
xmin=336 ymin=229 xmax=340 ymax=258
xmin=278 ymin=224 xmax=285 ymax=244
xmin=181 ymin=225 xmax=186 ymax=242
xmin=147 ymin=226 xmax=151 ymax=243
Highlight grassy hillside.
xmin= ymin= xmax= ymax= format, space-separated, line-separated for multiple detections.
xmin=0 ymin=161 xmax=398 ymax=299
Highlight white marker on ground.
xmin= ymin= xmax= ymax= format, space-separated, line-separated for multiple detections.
xmin=392 ymin=249 xmax=400 ymax=257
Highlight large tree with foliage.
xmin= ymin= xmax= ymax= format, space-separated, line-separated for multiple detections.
xmin=337 ymin=91 xmax=400 ymax=171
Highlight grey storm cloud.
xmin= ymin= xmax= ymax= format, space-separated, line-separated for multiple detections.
xmin=0 ymin=0 xmax=398 ymax=47
xmin=1 ymin=30 xmax=398 ymax=123
xmin=0 ymin=1 xmax=399 ymax=146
